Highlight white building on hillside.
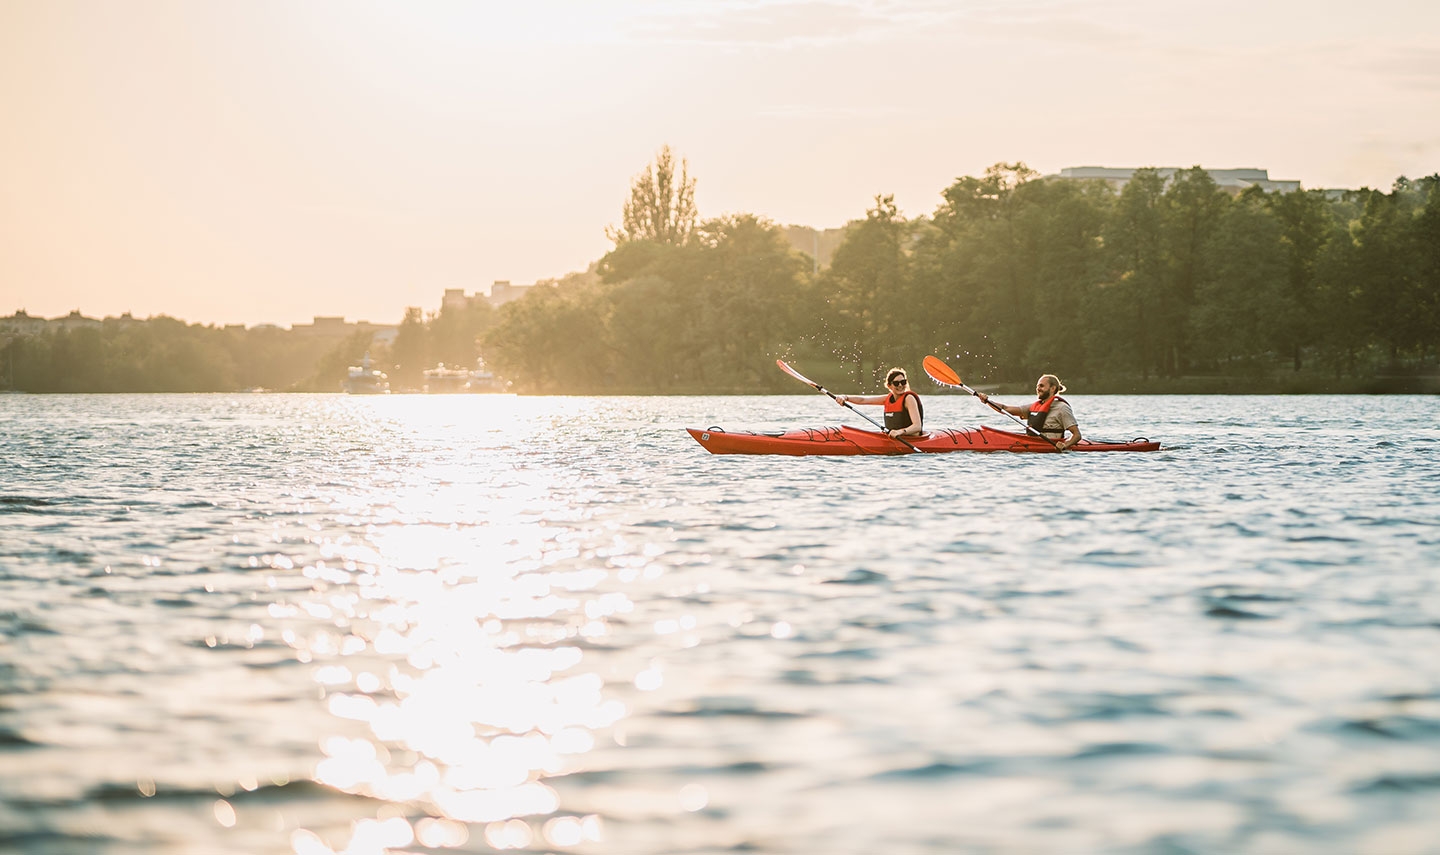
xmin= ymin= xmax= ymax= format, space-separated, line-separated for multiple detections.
xmin=1053 ymin=166 xmax=1301 ymax=194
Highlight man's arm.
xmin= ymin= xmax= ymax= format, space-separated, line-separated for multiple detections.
xmin=1056 ymin=402 xmax=1081 ymax=450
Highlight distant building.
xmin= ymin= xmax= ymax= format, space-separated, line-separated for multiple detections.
xmin=1052 ymin=166 xmax=1302 ymax=194
xmin=781 ymin=225 xmax=847 ymax=272
xmin=2 ymin=311 xmax=155 ymax=334
xmin=292 ymin=316 xmax=350 ymax=335
xmin=442 ymin=289 xmax=471 ymax=312
xmin=367 ymin=324 xmax=399 ymax=347
xmin=0 ymin=310 xmax=48 ymax=335
xmin=53 ymin=310 xmax=102 ymax=331
xmin=290 ymin=315 xmax=398 ymax=345
xmin=488 ymin=280 xmax=531 ymax=306
xmin=441 ymin=280 xmax=535 ymax=313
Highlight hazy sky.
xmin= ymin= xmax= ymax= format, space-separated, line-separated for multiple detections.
xmin=3 ymin=0 xmax=1437 ymax=327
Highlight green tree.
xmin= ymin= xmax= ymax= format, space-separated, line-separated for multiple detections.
xmin=1189 ymin=189 xmax=1288 ymax=372
xmin=483 ymin=278 xmax=613 ymax=392
xmin=1336 ymin=185 xmax=1422 ymax=366
xmin=917 ymin=163 xmax=1092 ymax=383
xmin=1021 ymin=178 xmax=1111 ymax=375
xmin=822 ymin=194 xmax=913 ymax=380
xmin=1159 ymin=167 xmax=1228 ymax=376
xmin=1414 ymin=175 xmax=1440 ymax=363
xmin=429 ymin=298 xmax=495 ymax=369
xmin=1266 ymin=188 xmax=1338 ymax=370
xmin=388 ymin=307 xmax=428 ymax=390
xmin=693 ymin=213 xmax=812 ymax=385
xmin=606 ymin=145 xmax=697 ymax=247
xmin=306 ymin=331 xmax=378 ymax=392
xmin=1091 ymin=168 xmax=1168 ymax=378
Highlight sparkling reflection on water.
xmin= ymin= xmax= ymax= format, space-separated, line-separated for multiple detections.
xmin=1 ymin=392 xmax=1439 ymax=854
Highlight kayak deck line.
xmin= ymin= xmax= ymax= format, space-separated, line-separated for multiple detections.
xmin=687 ymin=425 xmax=1160 ymax=456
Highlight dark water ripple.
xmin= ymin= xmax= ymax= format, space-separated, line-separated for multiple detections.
xmin=0 ymin=393 xmax=1438 ymax=854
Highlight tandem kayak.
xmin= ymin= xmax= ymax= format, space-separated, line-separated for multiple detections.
xmin=687 ymin=424 xmax=1160 ymax=455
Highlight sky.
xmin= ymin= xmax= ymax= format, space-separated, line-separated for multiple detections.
xmin=2 ymin=0 xmax=1438 ymax=328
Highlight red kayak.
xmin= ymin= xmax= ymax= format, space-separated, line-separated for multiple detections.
xmin=687 ymin=424 xmax=1160 ymax=455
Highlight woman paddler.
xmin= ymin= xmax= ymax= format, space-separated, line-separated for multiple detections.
xmin=834 ymin=367 xmax=924 ymax=440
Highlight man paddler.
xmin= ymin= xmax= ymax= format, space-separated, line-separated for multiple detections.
xmin=978 ymin=374 xmax=1081 ymax=451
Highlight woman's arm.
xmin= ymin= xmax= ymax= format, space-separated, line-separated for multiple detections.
xmin=835 ymin=394 xmax=887 ymax=406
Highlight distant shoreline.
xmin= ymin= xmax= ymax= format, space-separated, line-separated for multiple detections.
xmin=5 ymin=378 xmax=1437 ymax=396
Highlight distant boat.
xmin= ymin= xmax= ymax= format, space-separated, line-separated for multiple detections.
xmin=420 ymin=359 xmax=509 ymax=393
xmin=422 ymin=362 xmax=469 ymax=394
xmin=464 ymin=358 xmax=509 ymax=394
xmin=343 ymin=353 xmax=390 ymax=394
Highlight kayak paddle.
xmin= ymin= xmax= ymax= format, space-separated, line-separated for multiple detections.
xmin=921 ymin=355 xmax=1062 ymax=451
xmin=776 ymin=359 xmax=919 ymax=453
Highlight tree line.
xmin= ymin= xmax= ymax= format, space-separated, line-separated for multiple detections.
xmin=0 ymin=302 xmax=499 ymax=393
xmin=5 ymin=151 xmax=1437 ymax=394
xmin=482 ymin=156 xmax=1440 ymax=394
xmin=0 ymin=318 xmax=346 ymax=392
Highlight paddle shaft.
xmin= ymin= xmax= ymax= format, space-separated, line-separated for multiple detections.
xmin=921 ymin=356 xmax=1063 ymax=451
xmin=775 ymin=360 xmax=919 ymax=452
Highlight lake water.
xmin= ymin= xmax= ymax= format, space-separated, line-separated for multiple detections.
xmin=1 ymin=392 xmax=1438 ymax=855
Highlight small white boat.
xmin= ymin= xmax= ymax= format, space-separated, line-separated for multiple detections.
xmin=464 ymin=359 xmax=508 ymax=393
xmin=422 ymin=363 xmax=470 ymax=393
xmin=343 ymin=353 xmax=390 ymax=394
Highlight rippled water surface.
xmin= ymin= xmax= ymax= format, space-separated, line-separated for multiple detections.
xmin=2 ymin=393 xmax=1439 ymax=855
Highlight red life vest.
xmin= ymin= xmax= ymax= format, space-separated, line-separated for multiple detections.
xmin=884 ymin=391 xmax=924 ymax=431
xmin=1027 ymin=395 xmax=1067 ymax=435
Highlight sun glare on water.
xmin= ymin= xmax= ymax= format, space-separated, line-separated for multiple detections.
xmin=268 ymin=396 xmax=635 ymax=853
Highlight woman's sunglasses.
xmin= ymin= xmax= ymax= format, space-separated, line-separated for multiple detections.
xmin=889 ymin=377 xmax=907 ymax=387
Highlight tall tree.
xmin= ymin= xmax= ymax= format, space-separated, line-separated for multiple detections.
xmin=1159 ymin=167 xmax=1228 ymax=375
xmin=1266 ymin=188 xmax=1337 ymax=370
xmin=429 ymin=298 xmax=495 ymax=369
xmin=388 ymin=307 xmax=428 ymax=390
xmin=606 ymin=145 xmax=698 ymax=247
xmin=483 ymin=277 xmax=614 ymax=392
xmin=1091 ymin=168 xmax=1167 ymax=378
xmin=1022 ymin=178 xmax=1110 ymax=376
xmin=1189 ymin=188 xmax=1288 ymax=371
xmin=946 ymin=164 xmax=1040 ymax=376
xmin=1415 ymin=175 xmax=1440 ymax=363
xmin=693 ymin=214 xmax=813 ymax=383
xmin=822 ymin=195 xmax=912 ymax=380
xmin=1348 ymin=184 xmax=1424 ymax=365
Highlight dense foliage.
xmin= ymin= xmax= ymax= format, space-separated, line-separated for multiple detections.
xmin=0 ymin=318 xmax=351 ymax=392
xmin=5 ymin=162 xmax=1437 ymax=394
xmin=1 ymin=298 xmax=497 ymax=393
xmin=481 ymin=164 xmax=1440 ymax=393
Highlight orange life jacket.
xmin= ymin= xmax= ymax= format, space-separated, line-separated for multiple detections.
xmin=1027 ymin=395 xmax=1067 ymax=435
xmin=884 ymin=391 xmax=923 ymax=431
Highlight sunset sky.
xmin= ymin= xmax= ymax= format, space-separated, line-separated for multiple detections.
xmin=3 ymin=0 xmax=1437 ymax=328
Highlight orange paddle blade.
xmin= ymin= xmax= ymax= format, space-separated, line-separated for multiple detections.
xmin=922 ymin=355 xmax=962 ymax=387
xmin=776 ymin=359 xmax=819 ymax=389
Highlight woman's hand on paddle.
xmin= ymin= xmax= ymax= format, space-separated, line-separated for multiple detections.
xmin=835 ymin=394 xmax=847 ymax=406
